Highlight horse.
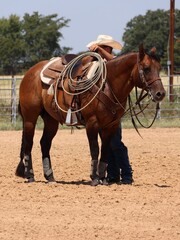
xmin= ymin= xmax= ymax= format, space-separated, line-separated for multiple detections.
xmin=15 ymin=44 xmax=166 ymax=185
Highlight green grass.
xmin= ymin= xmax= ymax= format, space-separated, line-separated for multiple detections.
xmin=0 ymin=116 xmax=77 ymax=131
xmin=0 ymin=114 xmax=179 ymax=131
xmin=121 ymin=117 xmax=180 ymax=129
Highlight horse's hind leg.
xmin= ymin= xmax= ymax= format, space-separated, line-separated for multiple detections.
xmin=16 ymin=117 xmax=37 ymax=182
xmin=40 ymin=112 xmax=59 ymax=182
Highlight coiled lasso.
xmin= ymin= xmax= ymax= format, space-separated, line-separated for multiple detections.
xmin=54 ymin=52 xmax=107 ymax=113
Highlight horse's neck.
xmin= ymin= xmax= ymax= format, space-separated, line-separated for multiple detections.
xmin=106 ymin=54 xmax=137 ymax=102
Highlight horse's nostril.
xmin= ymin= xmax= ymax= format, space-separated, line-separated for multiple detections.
xmin=156 ymin=91 xmax=165 ymax=100
xmin=156 ymin=92 xmax=162 ymax=97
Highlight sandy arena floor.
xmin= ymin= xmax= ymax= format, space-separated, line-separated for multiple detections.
xmin=0 ymin=128 xmax=179 ymax=240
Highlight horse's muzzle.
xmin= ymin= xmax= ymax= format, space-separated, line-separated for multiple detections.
xmin=152 ymin=89 xmax=166 ymax=102
xmin=149 ymin=78 xmax=166 ymax=103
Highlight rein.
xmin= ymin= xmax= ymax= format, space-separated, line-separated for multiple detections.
xmin=53 ymin=51 xmax=161 ymax=131
xmin=104 ymin=52 xmax=160 ymax=133
xmin=127 ymin=93 xmax=160 ymax=137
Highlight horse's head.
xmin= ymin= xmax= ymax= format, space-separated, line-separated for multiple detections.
xmin=133 ymin=44 xmax=166 ymax=102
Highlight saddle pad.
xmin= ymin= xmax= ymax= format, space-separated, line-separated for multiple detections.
xmin=40 ymin=57 xmax=61 ymax=85
xmin=87 ymin=61 xmax=100 ymax=79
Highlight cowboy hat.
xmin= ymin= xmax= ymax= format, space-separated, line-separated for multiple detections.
xmin=86 ymin=34 xmax=122 ymax=50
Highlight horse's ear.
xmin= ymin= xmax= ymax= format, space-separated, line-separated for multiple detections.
xmin=150 ymin=47 xmax=156 ymax=55
xmin=139 ymin=43 xmax=145 ymax=61
xmin=149 ymin=46 xmax=160 ymax=62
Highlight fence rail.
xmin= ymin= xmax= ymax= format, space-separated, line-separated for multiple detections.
xmin=0 ymin=75 xmax=180 ymax=125
xmin=0 ymin=76 xmax=21 ymax=124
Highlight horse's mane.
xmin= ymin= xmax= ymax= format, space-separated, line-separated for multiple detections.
xmin=116 ymin=52 xmax=135 ymax=59
xmin=110 ymin=52 xmax=136 ymax=63
xmin=112 ymin=49 xmax=160 ymax=63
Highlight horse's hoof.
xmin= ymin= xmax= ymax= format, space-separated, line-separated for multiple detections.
xmin=26 ymin=177 xmax=35 ymax=183
xmin=47 ymin=175 xmax=56 ymax=183
xmin=47 ymin=178 xmax=56 ymax=184
xmin=91 ymin=179 xmax=100 ymax=186
xmin=100 ymin=178 xmax=109 ymax=186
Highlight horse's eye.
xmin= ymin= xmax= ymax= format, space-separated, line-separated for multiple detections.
xmin=144 ymin=67 xmax=151 ymax=74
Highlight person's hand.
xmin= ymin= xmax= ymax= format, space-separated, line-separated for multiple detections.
xmin=88 ymin=44 xmax=99 ymax=52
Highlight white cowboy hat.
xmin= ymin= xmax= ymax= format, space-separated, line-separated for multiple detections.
xmin=86 ymin=34 xmax=122 ymax=50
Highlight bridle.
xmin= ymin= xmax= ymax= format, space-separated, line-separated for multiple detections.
xmin=137 ymin=53 xmax=161 ymax=89
xmin=125 ymin=53 xmax=162 ymax=135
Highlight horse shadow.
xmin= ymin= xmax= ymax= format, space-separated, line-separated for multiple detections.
xmin=21 ymin=179 xmax=92 ymax=186
xmin=18 ymin=180 xmax=172 ymax=187
xmin=54 ymin=180 xmax=91 ymax=185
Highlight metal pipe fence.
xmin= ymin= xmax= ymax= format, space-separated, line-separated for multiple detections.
xmin=0 ymin=76 xmax=22 ymax=124
xmin=0 ymin=75 xmax=180 ymax=125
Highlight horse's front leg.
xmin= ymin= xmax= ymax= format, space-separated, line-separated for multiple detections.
xmin=98 ymin=144 xmax=109 ymax=183
xmin=86 ymin=126 xmax=100 ymax=186
xmin=98 ymin=128 xmax=112 ymax=183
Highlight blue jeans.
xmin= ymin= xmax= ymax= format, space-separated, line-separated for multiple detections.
xmin=107 ymin=125 xmax=132 ymax=180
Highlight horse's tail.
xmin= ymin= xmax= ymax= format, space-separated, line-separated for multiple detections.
xmin=15 ymin=102 xmax=25 ymax=178
xmin=18 ymin=102 xmax=22 ymax=116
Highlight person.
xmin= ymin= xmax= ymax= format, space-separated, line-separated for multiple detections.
xmin=86 ymin=34 xmax=133 ymax=184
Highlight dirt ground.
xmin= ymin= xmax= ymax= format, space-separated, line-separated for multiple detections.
xmin=0 ymin=128 xmax=179 ymax=240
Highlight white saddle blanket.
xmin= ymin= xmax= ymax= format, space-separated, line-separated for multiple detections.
xmin=40 ymin=57 xmax=61 ymax=84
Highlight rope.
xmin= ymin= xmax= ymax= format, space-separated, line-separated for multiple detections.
xmin=54 ymin=52 xmax=107 ymax=113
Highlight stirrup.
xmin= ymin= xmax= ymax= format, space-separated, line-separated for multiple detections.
xmin=65 ymin=108 xmax=78 ymax=126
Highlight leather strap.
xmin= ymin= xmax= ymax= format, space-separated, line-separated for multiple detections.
xmin=89 ymin=84 xmax=121 ymax=114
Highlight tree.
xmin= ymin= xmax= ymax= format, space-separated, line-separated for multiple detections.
xmin=174 ymin=9 xmax=180 ymax=71
xmin=0 ymin=15 xmax=25 ymax=75
xmin=174 ymin=39 xmax=180 ymax=72
xmin=0 ymin=12 xmax=71 ymax=74
xmin=22 ymin=12 xmax=71 ymax=68
xmin=122 ymin=9 xmax=180 ymax=69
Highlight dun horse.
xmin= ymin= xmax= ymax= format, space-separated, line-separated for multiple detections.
xmin=16 ymin=44 xmax=165 ymax=185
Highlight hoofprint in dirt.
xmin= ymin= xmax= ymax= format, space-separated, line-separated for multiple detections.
xmin=0 ymin=128 xmax=179 ymax=240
